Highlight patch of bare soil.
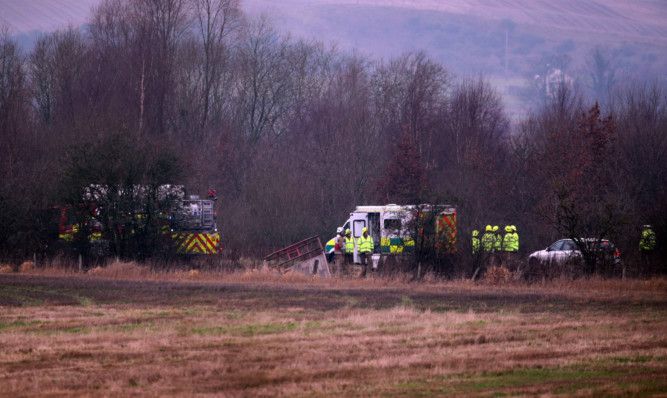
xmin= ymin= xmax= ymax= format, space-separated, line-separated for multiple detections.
xmin=0 ymin=274 xmax=663 ymax=313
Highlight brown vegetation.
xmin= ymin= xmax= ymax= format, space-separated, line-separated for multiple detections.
xmin=0 ymin=269 xmax=665 ymax=396
xmin=0 ymin=1 xmax=665 ymax=279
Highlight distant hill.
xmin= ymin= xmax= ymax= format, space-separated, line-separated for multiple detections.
xmin=0 ymin=0 xmax=98 ymax=34
xmin=3 ymin=0 xmax=666 ymax=114
xmin=242 ymin=0 xmax=667 ymax=73
xmin=244 ymin=0 xmax=667 ymax=116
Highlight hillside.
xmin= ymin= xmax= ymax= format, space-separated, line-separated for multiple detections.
xmin=2 ymin=0 xmax=666 ymax=114
xmin=241 ymin=0 xmax=667 ymax=114
xmin=244 ymin=0 xmax=667 ymax=42
xmin=4 ymin=0 xmax=665 ymax=46
xmin=242 ymin=0 xmax=667 ymax=74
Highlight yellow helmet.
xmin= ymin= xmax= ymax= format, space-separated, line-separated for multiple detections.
xmin=345 ymin=228 xmax=351 ymax=235
xmin=493 ymin=226 xmax=499 ymax=232
xmin=472 ymin=230 xmax=479 ymax=236
xmin=485 ymin=225 xmax=492 ymax=232
xmin=505 ymin=225 xmax=512 ymax=232
xmin=512 ymin=225 xmax=517 ymax=232
xmin=362 ymin=227 xmax=368 ymax=233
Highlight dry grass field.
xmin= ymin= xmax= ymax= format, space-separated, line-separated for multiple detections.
xmin=0 ymin=262 xmax=666 ymax=397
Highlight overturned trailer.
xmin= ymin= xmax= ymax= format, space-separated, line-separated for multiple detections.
xmin=263 ymin=236 xmax=331 ymax=278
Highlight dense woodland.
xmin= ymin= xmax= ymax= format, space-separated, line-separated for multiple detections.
xmin=0 ymin=0 xmax=665 ymax=277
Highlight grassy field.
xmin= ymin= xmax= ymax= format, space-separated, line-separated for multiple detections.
xmin=0 ymin=263 xmax=665 ymax=397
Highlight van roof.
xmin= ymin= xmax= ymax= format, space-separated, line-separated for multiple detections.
xmin=354 ymin=204 xmax=455 ymax=213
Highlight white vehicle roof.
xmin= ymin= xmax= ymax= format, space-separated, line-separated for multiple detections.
xmin=353 ymin=204 xmax=455 ymax=213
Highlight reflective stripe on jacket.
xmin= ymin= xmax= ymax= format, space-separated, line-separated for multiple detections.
xmin=503 ymin=233 xmax=518 ymax=252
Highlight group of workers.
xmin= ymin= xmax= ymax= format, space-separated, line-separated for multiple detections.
xmin=331 ymin=224 xmax=657 ymax=277
xmin=473 ymin=225 xmax=519 ymax=253
xmin=472 ymin=225 xmax=519 ymax=268
xmin=333 ymin=227 xmax=374 ymax=277
xmin=472 ymin=224 xmax=657 ymax=269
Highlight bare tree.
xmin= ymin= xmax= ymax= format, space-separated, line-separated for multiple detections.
xmin=191 ymin=0 xmax=243 ymax=135
xmin=0 ymin=28 xmax=59 ymax=258
xmin=0 ymin=27 xmax=30 ymax=179
xmin=279 ymin=51 xmax=377 ymax=242
xmin=371 ymin=51 xmax=448 ymax=170
xmin=30 ymin=28 xmax=89 ymax=138
xmin=88 ymin=0 xmax=190 ymax=137
xmin=233 ymin=15 xmax=294 ymax=144
xmin=436 ymin=76 xmax=509 ymax=225
xmin=137 ymin=0 xmax=190 ymax=136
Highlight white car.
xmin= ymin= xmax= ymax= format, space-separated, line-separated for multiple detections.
xmin=528 ymin=238 xmax=621 ymax=267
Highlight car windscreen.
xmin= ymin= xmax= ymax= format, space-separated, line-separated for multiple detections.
xmin=561 ymin=240 xmax=577 ymax=250
xmin=549 ymin=241 xmax=565 ymax=251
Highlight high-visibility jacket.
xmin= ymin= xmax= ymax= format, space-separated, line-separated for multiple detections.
xmin=345 ymin=236 xmax=355 ymax=253
xmin=502 ymin=233 xmax=512 ymax=251
xmin=472 ymin=237 xmax=480 ymax=254
xmin=503 ymin=233 xmax=518 ymax=252
xmin=493 ymin=233 xmax=502 ymax=251
xmin=640 ymin=229 xmax=656 ymax=251
xmin=357 ymin=235 xmax=374 ymax=253
xmin=481 ymin=232 xmax=495 ymax=252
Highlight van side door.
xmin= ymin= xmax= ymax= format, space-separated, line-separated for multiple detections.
xmin=350 ymin=212 xmax=369 ymax=263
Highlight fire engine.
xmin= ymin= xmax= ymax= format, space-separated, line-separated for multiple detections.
xmin=58 ymin=185 xmax=221 ymax=255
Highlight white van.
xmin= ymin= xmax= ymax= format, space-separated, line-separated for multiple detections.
xmin=325 ymin=204 xmax=457 ymax=264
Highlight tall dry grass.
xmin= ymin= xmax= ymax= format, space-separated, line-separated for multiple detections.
xmin=0 ymin=285 xmax=664 ymax=397
xmin=7 ymin=257 xmax=667 ymax=296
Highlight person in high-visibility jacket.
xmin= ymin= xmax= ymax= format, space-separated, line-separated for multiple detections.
xmin=502 ymin=226 xmax=514 ymax=252
xmin=492 ymin=226 xmax=502 ymax=252
xmin=481 ymin=225 xmax=495 ymax=252
xmin=357 ymin=227 xmax=374 ymax=277
xmin=640 ymin=225 xmax=656 ymax=252
xmin=472 ymin=230 xmax=480 ymax=254
xmin=471 ymin=229 xmax=483 ymax=274
xmin=640 ymin=224 xmax=657 ymax=273
xmin=502 ymin=225 xmax=518 ymax=269
xmin=344 ymin=228 xmax=355 ymax=270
